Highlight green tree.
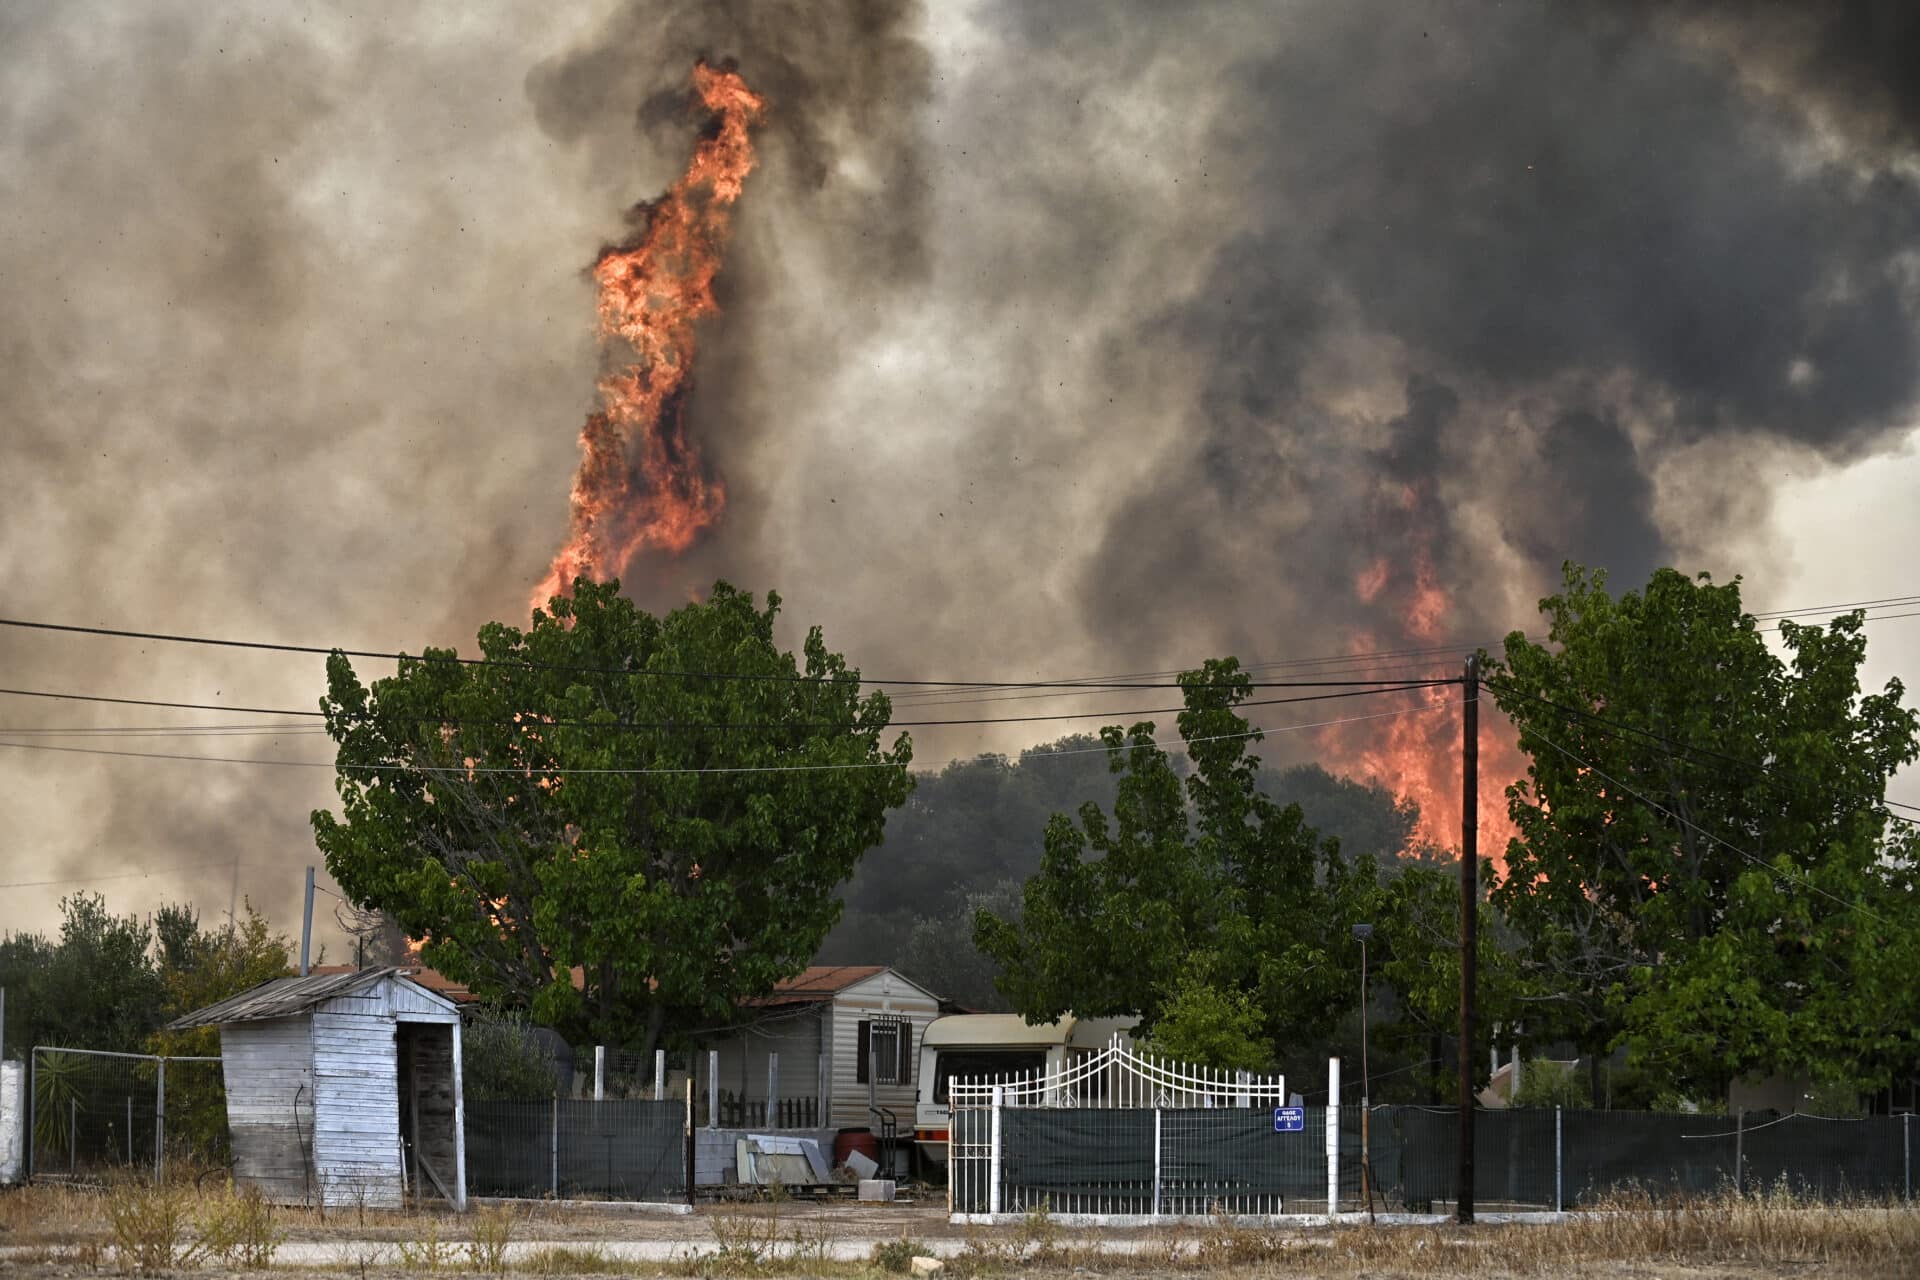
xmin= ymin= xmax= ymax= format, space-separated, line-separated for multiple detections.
xmin=895 ymin=880 xmax=1023 ymax=1013
xmin=973 ymin=659 xmax=1383 ymax=1052
xmin=0 ymin=894 xmax=165 ymax=1055
xmin=1486 ymin=564 xmax=1920 ymax=1099
xmin=147 ymin=903 xmax=292 ymax=1158
xmin=312 ymin=579 xmax=913 ymax=1060
xmin=1139 ymin=956 xmax=1271 ymax=1071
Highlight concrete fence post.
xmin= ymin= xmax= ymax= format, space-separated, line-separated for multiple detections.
xmin=654 ymin=1049 xmax=666 ymax=1102
xmin=1326 ymin=1057 xmax=1341 ymax=1219
xmin=708 ymin=1051 xmax=719 ymax=1130
xmin=550 ymin=1095 xmax=559 ymax=1198
xmin=767 ymin=1053 xmax=779 ymax=1128
xmin=989 ymin=1084 xmax=1004 ymax=1216
xmin=593 ymin=1047 xmax=605 ymax=1102
xmin=1904 ymin=1112 xmax=1911 ymax=1203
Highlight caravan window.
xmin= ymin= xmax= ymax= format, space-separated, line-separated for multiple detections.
xmin=931 ymin=1050 xmax=1048 ymax=1103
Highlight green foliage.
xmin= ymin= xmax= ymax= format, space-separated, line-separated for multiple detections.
xmin=1487 ymin=564 xmax=1920 ymax=1099
xmin=1511 ymin=1060 xmax=1592 ymax=1109
xmin=0 ymin=894 xmax=166 ymax=1056
xmin=974 ymin=658 xmax=1461 ymax=1065
xmin=1138 ymin=957 xmax=1270 ymax=1071
xmin=894 ymin=880 xmax=1022 ymax=1012
xmin=462 ymin=1007 xmax=561 ymax=1101
xmin=312 ymin=579 xmax=913 ymax=1055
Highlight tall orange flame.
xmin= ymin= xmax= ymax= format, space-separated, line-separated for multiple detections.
xmin=1317 ymin=480 xmax=1523 ymax=869
xmin=532 ymin=62 xmax=766 ymax=615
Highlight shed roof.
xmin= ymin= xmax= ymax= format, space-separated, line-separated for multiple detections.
xmin=167 ymin=966 xmax=453 ymax=1030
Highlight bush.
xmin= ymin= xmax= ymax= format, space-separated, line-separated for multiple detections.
xmin=463 ymin=1009 xmax=560 ymax=1101
xmin=1511 ymin=1060 xmax=1591 ymax=1109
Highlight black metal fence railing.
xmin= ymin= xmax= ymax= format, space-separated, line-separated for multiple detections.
xmin=463 ymin=1098 xmax=687 ymax=1201
xmin=952 ymin=1104 xmax=1919 ymax=1217
xmin=703 ymin=1093 xmax=819 ymax=1130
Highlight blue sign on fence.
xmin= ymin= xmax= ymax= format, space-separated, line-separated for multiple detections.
xmin=1273 ymin=1106 xmax=1305 ymax=1133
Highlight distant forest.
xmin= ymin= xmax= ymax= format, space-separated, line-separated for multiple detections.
xmin=816 ymin=733 xmax=1427 ymax=1009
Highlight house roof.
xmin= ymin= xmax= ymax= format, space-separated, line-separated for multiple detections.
xmin=308 ymin=963 xmax=480 ymax=1005
xmin=745 ymin=965 xmax=888 ymax=1006
xmin=167 ymin=966 xmax=454 ymax=1030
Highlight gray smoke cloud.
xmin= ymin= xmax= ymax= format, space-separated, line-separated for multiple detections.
xmin=2 ymin=0 xmax=1918 ymax=940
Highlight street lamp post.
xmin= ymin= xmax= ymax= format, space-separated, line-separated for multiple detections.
xmin=1354 ymin=922 xmax=1374 ymax=1217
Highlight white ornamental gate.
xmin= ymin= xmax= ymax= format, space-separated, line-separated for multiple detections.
xmin=949 ymin=1037 xmax=1325 ymax=1219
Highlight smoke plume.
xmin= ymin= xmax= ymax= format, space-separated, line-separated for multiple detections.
xmin=3 ymin=1 xmax=1919 ymax=936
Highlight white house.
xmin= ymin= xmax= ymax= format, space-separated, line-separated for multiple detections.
xmin=700 ymin=965 xmax=942 ymax=1135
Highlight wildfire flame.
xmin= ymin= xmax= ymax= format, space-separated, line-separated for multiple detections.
xmin=1317 ymin=478 xmax=1523 ymax=868
xmin=531 ymin=62 xmax=766 ymax=615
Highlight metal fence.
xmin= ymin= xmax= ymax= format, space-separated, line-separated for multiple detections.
xmin=955 ymin=1092 xmax=1918 ymax=1219
xmin=464 ymin=1097 xmax=687 ymax=1201
xmin=949 ymin=1038 xmax=1295 ymax=1216
xmin=1378 ymin=1106 xmax=1915 ymax=1210
xmin=27 ymin=1046 xmax=225 ymax=1183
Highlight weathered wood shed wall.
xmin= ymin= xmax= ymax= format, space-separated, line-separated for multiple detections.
xmin=172 ymin=967 xmax=465 ymax=1210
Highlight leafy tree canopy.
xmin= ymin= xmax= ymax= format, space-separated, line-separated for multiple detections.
xmin=1486 ymin=564 xmax=1920 ymax=1097
xmin=312 ymin=579 xmax=913 ymax=1057
xmin=973 ymin=658 xmax=1464 ymax=1067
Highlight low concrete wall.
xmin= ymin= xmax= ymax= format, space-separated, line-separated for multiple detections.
xmin=694 ymin=1126 xmax=838 ymax=1187
xmin=0 ymin=1060 xmax=24 ymax=1184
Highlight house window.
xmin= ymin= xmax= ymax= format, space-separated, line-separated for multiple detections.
xmin=857 ymin=1017 xmax=912 ymax=1085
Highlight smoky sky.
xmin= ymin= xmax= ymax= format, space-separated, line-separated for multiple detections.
xmin=3 ymin=0 xmax=1919 ymax=942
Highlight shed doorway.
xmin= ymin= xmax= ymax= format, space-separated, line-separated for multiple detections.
xmin=396 ymin=1021 xmax=460 ymax=1205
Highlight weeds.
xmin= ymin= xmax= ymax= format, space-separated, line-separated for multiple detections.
xmin=106 ymin=1178 xmax=202 ymax=1273
xmin=519 ymin=1243 xmax=623 ymax=1274
xmin=467 ymin=1202 xmax=516 ymax=1273
xmin=869 ymin=1237 xmax=930 ymax=1273
xmin=395 ymin=1215 xmax=458 ymax=1271
xmin=195 ymin=1180 xmax=284 ymax=1268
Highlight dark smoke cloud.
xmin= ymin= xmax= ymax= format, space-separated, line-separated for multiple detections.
xmin=5 ymin=0 xmax=1920 ymax=942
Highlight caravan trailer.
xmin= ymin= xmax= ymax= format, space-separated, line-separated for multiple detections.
xmin=912 ymin=1013 xmax=1137 ymax=1167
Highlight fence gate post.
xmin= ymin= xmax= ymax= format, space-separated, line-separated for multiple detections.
xmin=1151 ymin=1108 xmax=1163 ymax=1217
xmin=1554 ymin=1106 xmax=1563 ymax=1212
xmin=155 ymin=1058 xmax=167 ymax=1186
xmin=1326 ymin=1056 xmax=1341 ymax=1219
xmin=1734 ymin=1108 xmax=1744 ymax=1196
xmin=708 ymin=1052 xmax=719 ymax=1130
xmin=989 ymin=1084 xmax=1004 ymax=1216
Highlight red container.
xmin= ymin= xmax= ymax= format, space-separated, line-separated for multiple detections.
xmin=833 ymin=1127 xmax=879 ymax=1169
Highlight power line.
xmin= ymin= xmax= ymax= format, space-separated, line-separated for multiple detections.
xmin=1482 ymin=676 xmax=1920 ymax=824
xmin=0 ymin=614 xmax=1445 ymax=691
xmin=0 ymin=691 xmax=1459 ymax=778
xmin=0 ymin=679 xmax=1453 ymax=733
xmin=1519 ymin=725 xmax=1894 ymax=928
xmin=0 ymin=860 xmax=286 ymax=890
xmin=6 ymin=594 xmax=1911 ymax=695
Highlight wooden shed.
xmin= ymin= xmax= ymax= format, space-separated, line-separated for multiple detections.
xmin=171 ymin=967 xmax=465 ymax=1210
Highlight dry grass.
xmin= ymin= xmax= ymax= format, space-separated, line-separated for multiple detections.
xmin=4 ymin=1180 xmax=1917 ymax=1277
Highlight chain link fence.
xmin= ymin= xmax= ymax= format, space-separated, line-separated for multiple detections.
xmin=956 ymin=1101 xmax=1918 ymax=1219
xmin=464 ymin=1097 xmax=687 ymax=1201
xmin=27 ymin=1046 xmax=226 ymax=1183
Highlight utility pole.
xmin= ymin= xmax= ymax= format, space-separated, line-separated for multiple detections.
xmin=300 ymin=865 xmax=315 ymax=977
xmin=1457 ymin=652 xmax=1479 ymax=1224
